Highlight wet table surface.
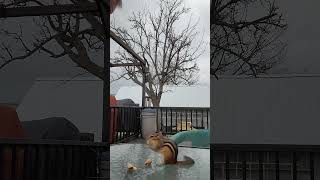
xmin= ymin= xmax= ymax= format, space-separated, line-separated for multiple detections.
xmin=110 ymin=143 xmax=210 ymax=180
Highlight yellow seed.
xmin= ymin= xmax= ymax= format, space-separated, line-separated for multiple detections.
xmin=144 ymin=159 xmax=152 ymax=165
xmin=127 ymin=163 xmax=137 ymax=170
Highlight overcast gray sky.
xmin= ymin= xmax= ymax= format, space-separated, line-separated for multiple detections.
xmin=272 ymin=0 xmax=320 ymax=74
xmin=1 ymin=0 xmax=320 ymax=103
xmin=110 ymin=0 xmax=210 ymax=93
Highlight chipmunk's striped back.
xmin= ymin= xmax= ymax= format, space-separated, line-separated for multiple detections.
xmin=163 ymin=138 xmax=178 ymax=161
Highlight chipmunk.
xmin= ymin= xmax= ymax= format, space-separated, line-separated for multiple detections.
xmin=146 ymin=131 xmax=194 ymax=165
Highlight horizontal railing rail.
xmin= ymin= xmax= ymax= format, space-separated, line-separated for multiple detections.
xmin=212 ymin=144 xmax=320 ymax=152
xmin=147 ymin=106 xmax=210 ymax=110
xmin=211 ymin=144 xmax=317 ymax=180
xmin=0 ymin=139 xmax=108 ymax=180
xmin=0 ymin=138 xmax=109 ymax=146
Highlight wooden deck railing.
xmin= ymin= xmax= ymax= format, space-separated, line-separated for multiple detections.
xmin=0 ymin=139 xmax=108 ymax=180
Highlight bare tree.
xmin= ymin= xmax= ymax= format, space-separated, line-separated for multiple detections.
xmin=210 ymin=0 xmax=287 ymax=78
xmin=0 ymin=0 xmax=115 ymax=81
xmin=0 ymin=0 xmax=202 ymax=107
xmin=111 ymin=0 xmax=203 ymax=106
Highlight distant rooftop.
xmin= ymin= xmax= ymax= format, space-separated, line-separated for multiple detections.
xmin=116 ymin=85 xmax=210 ymax=107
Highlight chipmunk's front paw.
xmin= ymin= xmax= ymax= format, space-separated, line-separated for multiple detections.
xmin=157 ymin=160 xmax=165 ymax=166
xmin=144 ymin=159 xmax=152 ymax=166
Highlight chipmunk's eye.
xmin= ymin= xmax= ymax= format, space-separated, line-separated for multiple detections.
xmin=150 ymin=135 xmax=154 ymax=138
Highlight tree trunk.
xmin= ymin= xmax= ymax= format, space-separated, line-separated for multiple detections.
xmin=150 ymin=96 xmax=160 ymax=107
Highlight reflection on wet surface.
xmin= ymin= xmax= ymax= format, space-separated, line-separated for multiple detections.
xmin=111 ymin=143 xmax=210 ymax=180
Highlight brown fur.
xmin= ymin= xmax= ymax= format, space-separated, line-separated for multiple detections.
xmin=146 ymin=132 xmax=194 ymax=165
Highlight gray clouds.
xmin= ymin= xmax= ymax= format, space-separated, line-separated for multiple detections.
xmin=110 ymin=0 xmax=210 ymax=91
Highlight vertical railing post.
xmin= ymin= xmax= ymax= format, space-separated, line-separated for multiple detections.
xmin=0 ymin=145 xmax=3 ymax=179
xmin=117 ymin=108 xmax=120 ymax=142
xmin=276 ymin=152 xmax=280 ymax=180
xmin=96 ymin=148 xmax=101 ymax=178
xmin=190 ymin=109 xmax=193 ymax=130
xmin=142 ymin=67 xmax=146 ymax=107
xmin=293 ymin=152 xmax=297 ymax=180
xmin=185 ymin=110 xmax=188 ymax=131
xmin=125 ymin=108 xmax=129 ymax=139
xmin=170 ymin=109 xmax=173 ymax=134
xmin=112 ymin=107 xmax=117 ymax=143
xmin=124 ymin=108 xmax=128 ymax=139
xmin=140 ymin=107 xmax=143 ymax=136
xmin=211 ymin=145 xmax=214 ymax=180
xmin=201 ymin=109 xmax=204 ymax=128
xmin=95 ymin=0 xmax=110 ymax=144
xmin=180 ymin=110 xmax=183 ymax=131
xmin=242 ymin=151 xmax=247 ymax=180
xmin=225 ymin=152 xmax=230 ymax=180
xmin=310 ymin=152 xmax=314 ymax=180
xmin=138 ymin=107 xmax=142 ymax=137
xmin=195 ymin=109 xmax=198 ymax=128
xmin=165 ymin=108 xmax=168 ymax=134
xmin=206 ymin=109 xmax=209 ymax=129
xmin=11 ymin=145 xmax=17 ymax=180
xmin=34 ymin=145 xmax=40 ymax=180
xmin=156 ymin=108 xmax=159 ymax=132
xmin=175 ymin=110 xmax=178 ymax=133
xmin=259 ymin=152 xmax=264 ymax=180
xmin=160 ymin=108 xmax=163 ymax=132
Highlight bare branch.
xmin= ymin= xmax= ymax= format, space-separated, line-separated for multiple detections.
xmin=211 ymin=0 xmax=287 ymax=77
xmin=1 ymin=0 xmax=105 ymax=80
xmin=0 ymin=32 xmax=63 ymax=69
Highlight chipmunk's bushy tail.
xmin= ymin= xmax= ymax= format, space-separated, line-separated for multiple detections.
xmin=176 ymin=155 xmax=195 ymax=165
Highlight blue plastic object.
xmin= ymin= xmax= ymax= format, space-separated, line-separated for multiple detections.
xmin=170 ymin=129 xmax=210 ymax=148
